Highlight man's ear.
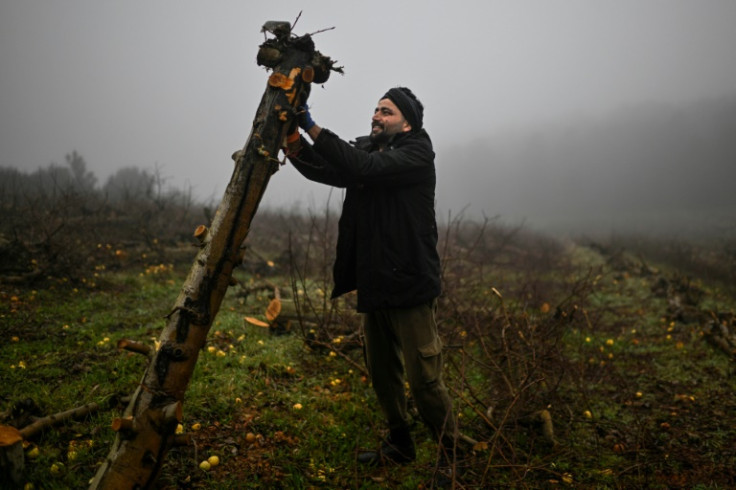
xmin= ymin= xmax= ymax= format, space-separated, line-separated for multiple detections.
xmin=402 ymin=120 xmax=412 ymax=133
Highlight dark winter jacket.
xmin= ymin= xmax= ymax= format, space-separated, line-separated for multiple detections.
xmin=288 ymin=128 xmax=441 ymax=312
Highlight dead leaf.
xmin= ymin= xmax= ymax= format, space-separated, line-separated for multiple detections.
xmin=473 ymin=441 xmax=489 ymax=452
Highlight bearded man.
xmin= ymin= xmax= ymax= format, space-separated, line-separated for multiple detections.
xmin=285 ymin=87 xmax=456 ymax=466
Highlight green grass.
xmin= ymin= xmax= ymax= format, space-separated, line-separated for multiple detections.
xmin=2 ymin=241 xmax=736 ymax=488
xmin=550 ymin=256 xmax=736 ymax=488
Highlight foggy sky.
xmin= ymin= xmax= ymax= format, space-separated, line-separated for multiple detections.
xmin=2 ymin=1 xmax=736 ymax=231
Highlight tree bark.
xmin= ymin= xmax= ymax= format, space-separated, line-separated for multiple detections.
xmin=89 ymin=27 xmax=335 ymax=489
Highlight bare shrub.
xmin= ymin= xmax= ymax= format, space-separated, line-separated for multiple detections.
xmin=101 ymin=165 xmax=202 ymax=258
xmin=280 ymin=201 xmax=600 ymax=483
xmin=0 ymin=160 xmax=105 ymax=283
xmin=589 ymin=230 xmax=736 ymax=292
xmin=435 ymin=213 xmax=599 ymax=483
xmin=279 ymin=199 xmax=362 ymax=356
xmin=0 ymin=158 xmax=207 ymax=285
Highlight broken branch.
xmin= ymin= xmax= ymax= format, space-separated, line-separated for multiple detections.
xmin=117 ymin=339 xmax=153 ymax=357
xmin=19 ymin=402 xmax=100 ymax=440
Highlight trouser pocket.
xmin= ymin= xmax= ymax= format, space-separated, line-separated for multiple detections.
xmin=417 ymin=336 xmax=443 ymax=385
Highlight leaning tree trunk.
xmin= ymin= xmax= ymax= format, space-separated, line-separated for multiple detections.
xmin=89 ymin=25 xmax=337 ymax=489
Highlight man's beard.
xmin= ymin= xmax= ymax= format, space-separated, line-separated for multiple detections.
xmin=369 ymin=124 xmax=391 ymax=145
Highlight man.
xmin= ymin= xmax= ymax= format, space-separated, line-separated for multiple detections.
xmin=285 ymin=87 xmax=456 ymax=465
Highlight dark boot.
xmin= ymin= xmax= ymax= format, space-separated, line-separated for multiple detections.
xmin=357 ymin=427 xmax=416 ymax=466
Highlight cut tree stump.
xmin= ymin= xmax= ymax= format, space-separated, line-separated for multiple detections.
xmin=88 ymin=21 xmax=338 ymax=489
xmin=0 ymin=402 xmax=100 ymax=486
xmin=0 ymin=426 xmax=24 ymax=487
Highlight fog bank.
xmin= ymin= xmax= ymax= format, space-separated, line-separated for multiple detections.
xmin=436 ymin=93 xmax=736 ymax=237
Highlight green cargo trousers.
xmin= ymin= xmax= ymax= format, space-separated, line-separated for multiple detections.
xmin=363 ymin=300 xmax=456 ymax=442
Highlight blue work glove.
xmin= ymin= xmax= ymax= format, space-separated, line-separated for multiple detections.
xmin=298 ymin=104 xmax=316 ymax=131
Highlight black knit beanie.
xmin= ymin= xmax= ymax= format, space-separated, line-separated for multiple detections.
xmin=382 ymin=87 xmax=423 ymax=131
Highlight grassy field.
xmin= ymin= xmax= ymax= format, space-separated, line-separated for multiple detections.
xmin=2 ymin=224 xmax=736 ymax=489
